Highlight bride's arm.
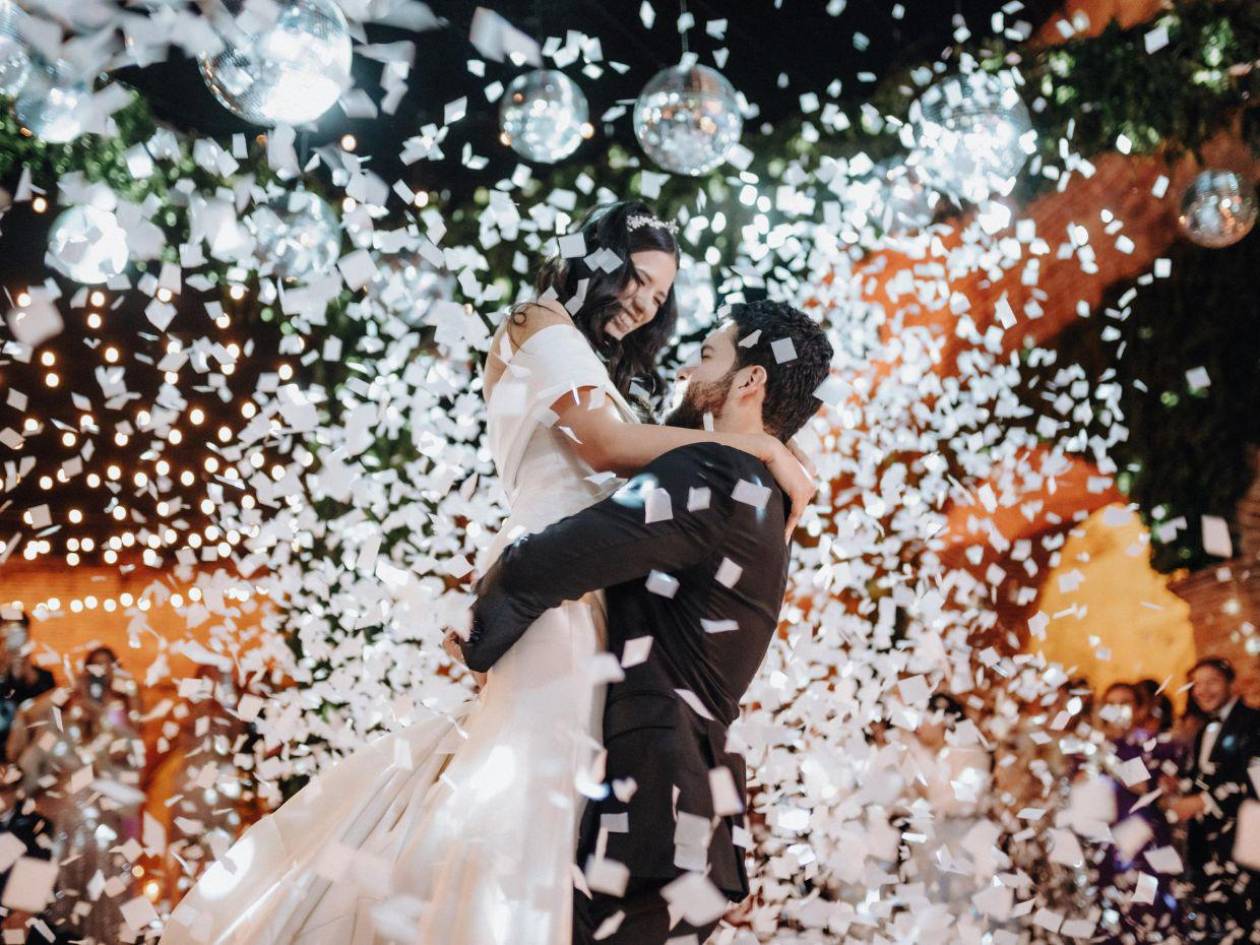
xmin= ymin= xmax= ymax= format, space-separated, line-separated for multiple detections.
xmin=554 ymin=391 xmax=814 ymax=539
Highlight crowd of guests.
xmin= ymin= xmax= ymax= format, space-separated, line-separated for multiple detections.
xmin=986 ymin=658 xmax=1259 ymax=944
xmin=0 ymin=608 xmax=146 ymax=943
xmin=834 ymin=660 xmax=1259 ymax=945
xmin=2 ymin=597 xmax=1257 ymax=944
xmin=0 ymin=608 xmax=260 ymax=944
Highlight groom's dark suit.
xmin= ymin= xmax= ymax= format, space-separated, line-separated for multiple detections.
xmin=462 ymin=442 xmax=789 ymax=945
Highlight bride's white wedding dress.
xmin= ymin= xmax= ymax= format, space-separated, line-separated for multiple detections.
xmin=160 ymin=322 xmax=638 ymax=945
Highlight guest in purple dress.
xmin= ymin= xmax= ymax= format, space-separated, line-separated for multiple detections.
xmin=1095 ymin=682 xmax=1184 ymax=944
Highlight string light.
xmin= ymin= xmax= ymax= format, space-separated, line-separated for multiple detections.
xmin=86 ymin=312 xmax=102 ymax=329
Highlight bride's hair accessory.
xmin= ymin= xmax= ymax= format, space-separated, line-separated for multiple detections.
xmin=626 ymin=212 xmax=679 ymax=235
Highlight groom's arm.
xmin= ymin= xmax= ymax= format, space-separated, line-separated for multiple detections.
xmin=459 ymin=443 xmax=742 ymax=673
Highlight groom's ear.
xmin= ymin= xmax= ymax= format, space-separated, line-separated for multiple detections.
xmin=737 ymin=364 xmax=768 ymax=393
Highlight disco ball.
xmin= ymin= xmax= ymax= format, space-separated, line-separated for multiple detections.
xmin=499 ymin=69 xmax=592 ymax=163
xmin=849 ymin=163 xmax=939 ymax=237
xmin=47 ymin=205 xmax=129 ymax=285
xmin=909 ymin=71 xmax=1034 ymax=204
xmin=247 ymin=190 xmax=341 ymax=280
xmin=633 ymin=63 xmax=743 ymax=176
xmin=1178 ymin=170 xmax=1258 ymax=249
xmin=0 ymin=0 xmax=31 ymax=97
xmin=373 ymin=251 xmax=455 ymax=325
xmin=199 ymin=0 xmax=352 ymax=127
xmin=14 ymin=60 xmax=90 ymax=143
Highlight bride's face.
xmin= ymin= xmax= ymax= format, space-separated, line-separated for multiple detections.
xmin=605 ymin=249 xmax=677 ymax=340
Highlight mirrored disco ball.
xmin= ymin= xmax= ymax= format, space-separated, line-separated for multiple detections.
xmin=247 ymin=190 xmax=341 ymax=280
xmin=14 ymin=60 xmax=90 ymax=143
xmin=849 ymin=162 xmax=939 ymax=236
xmin=499 ymin=69 xmax=591 ymax=164
xmin=633 ymin=63 xmax=743 ymax=176
xmin=0 ymin=0 xmax=31 ymax=97
xmin=1178 ymin=170 xmax=1258 ymax=249
xmin=910 ymin=71 xmax=1034 ymax=204
xmin=199 ymin=0 xmax=352 ymax=126
xmin=47 ymin=205 xmax=129 ymax=285
xmin=373 ymin=251 xmax=455 ymax=325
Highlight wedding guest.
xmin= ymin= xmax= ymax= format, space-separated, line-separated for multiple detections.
xmin=1094 ymin=682 xmax=1182 ymax=942
xmin=0 ymin=609 xmax=54 ymax=763
xmin=1133 ymin=677 xmax=1174 ymax=735
xmin=1166 ymin=657 xmax=1259 ymax=944
xmin=6 ymin=647 xmax=146 ymax=943
xmin=902 ymin=694 xmax=992 ymax=927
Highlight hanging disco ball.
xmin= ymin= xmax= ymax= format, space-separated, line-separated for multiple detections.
xmin=633 ymin=63 xmax=743 ymax=176
xmin=498 ymin=69 xmax=592 ymax=164
xmin=246 ymin=190 xmax=341 ymax=281
xmin=47 ymin=205 xmax=130 ymax=285
xmin=373 ymin=251 xmax=455 ymax=325
xmin=848 ymin=162 xmax=939 ymax=237
xmin=1178 ymin=170 xmax=1258 ymax=249
xmin=14 ymin=60 xmax=90 ymax=143
xmin=0 ymin=0 xmax=31 ymax=97
xmin=909 ymin=71 xmax=1035 ymax=204
xmin=199 ymin=0 xmax=352 ymax=127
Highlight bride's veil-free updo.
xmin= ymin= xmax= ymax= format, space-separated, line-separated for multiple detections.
xmin=520 ymin=200 xmax=681 ymax=401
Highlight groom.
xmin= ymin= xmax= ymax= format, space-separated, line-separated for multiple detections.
xmin=460 ymin=299 xmax=833 ymax=944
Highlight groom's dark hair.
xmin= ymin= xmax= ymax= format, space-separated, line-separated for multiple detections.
xmin=727 ymin=300 xmax=832 ymax=442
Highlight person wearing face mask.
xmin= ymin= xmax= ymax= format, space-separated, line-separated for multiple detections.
xmin=1165 ymin=658 xmax=1259 ymax=944
xmin=4 ymin=647 xmax=146 ymax=943
xmin=0 ymin=608 xmax=54 ymax=764
xmin=1093 ymin=682 xmax=1183 ymax=943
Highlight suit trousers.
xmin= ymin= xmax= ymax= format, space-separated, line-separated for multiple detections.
xmin=573 ymin=878 xmax=721 ymax=945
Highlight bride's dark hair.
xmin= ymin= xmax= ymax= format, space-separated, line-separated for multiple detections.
xmin=518 ymin=200 xmax=680 ymax=399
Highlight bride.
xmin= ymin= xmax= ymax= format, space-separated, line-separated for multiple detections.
xmin=159 ymin=200 xmax=813 ymax=945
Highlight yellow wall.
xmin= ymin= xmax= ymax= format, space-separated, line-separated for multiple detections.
xmin=1033 ymin=504 xmax=1197 ymax=702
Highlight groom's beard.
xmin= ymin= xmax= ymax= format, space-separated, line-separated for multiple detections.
xmin=663 ymin=369 xmax=736 ymax=430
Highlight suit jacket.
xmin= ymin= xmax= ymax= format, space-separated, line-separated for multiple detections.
xmin=1183 ymin=699 xmax=1260 ymax=878
xmin=464 ymin=442 xmax=789 ymax=899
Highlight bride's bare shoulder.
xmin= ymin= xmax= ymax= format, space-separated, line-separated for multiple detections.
xmin=493 ymin=297 xmax=573 ymax=351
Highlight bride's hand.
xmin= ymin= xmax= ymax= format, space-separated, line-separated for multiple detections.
xmin=442 ymin=632 xmax=487 ymax=689
xmin=758 ymin=435 xmax=817 ymax=541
